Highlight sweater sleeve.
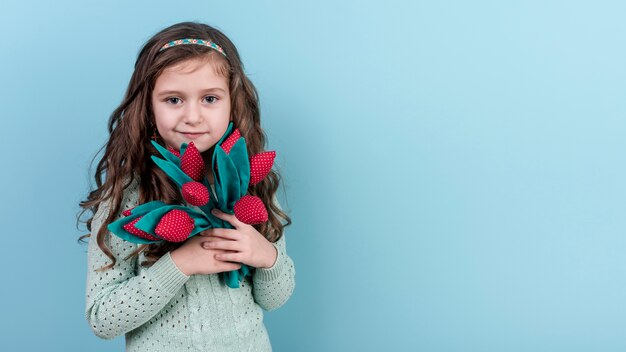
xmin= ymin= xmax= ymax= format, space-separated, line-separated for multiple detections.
xmin=85 ymin=185 xmax=190 ymax=340
xmin=251 ymin=196 xmax=296 ymax=311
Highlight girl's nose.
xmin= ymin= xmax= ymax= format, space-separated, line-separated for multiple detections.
xmin=183 ymin=102 xmax=203 ymax=124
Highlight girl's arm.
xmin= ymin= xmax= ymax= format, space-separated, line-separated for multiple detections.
xmin=251 ymin=197 xmax=296 ymax=311
xmin=85 ymin=183 xmax=190 ymax=340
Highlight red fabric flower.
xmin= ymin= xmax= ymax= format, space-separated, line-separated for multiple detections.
xmin=123 ymin=217 xmax=160 ymax=241
xmin=180 ymin=141 xmax=205 ymax=181
xmin=154 ymin=209 xmax=195 ymax=242
xmin=221 ymin=129 xmax=241 ymax=154
xmin=233 ymin=195 xmax=268 ymax=225
xmin=182 ymin=181 xmax=210 ymax=206
xmin=249 ymin=151 xmax=276 ymax=185
xmin=167 ymin=146 xmax=181 ymax=158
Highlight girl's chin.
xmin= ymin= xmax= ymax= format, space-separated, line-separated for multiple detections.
xmin=185 ymin=141 xmax=214 ymax=154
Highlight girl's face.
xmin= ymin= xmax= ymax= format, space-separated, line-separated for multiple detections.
xmin=151 ymin=57 xmax=231 ymax=154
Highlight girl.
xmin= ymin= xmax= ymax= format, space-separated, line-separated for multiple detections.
xmin=78 ymin=22 xmax=295 ymax=351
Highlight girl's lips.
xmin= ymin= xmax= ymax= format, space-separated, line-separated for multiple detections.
xmin=181 ymin=132 xmax=206 ymax=139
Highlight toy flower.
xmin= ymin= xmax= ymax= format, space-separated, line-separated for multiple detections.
xmin=107 ymin=122 xmax=276 ymax=288
xmin=181 ymin=181 xmax=210 ymax=206
xmin=249 ymin=151 xmax=276 ymax=186
xmin=154 ymin=209 xmax=195 ymax=242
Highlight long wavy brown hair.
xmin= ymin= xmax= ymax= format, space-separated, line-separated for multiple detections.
xmin=77 ymin=22 xmax=291 ymax=272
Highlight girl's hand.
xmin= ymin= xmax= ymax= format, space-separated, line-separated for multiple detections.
xmin=170 ymin=234 xmax=242 ymax=276
xmin=200 ymin=209 xmax=278 ymax=269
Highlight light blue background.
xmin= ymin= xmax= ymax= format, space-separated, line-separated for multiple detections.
xmin=1 ymin=0 xmax=624 ymax=351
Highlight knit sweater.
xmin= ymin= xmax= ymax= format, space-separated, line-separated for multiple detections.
xmin=85 ymin=179 xmax=296 ymax=351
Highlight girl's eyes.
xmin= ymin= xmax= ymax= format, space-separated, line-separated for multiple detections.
xmin=165 ymin=96 xmax=219 ymax=105
xmin=166 ymin=97 xmax=182 ymax=104
xmin=204 ymin=96 xmax=218 ymax=104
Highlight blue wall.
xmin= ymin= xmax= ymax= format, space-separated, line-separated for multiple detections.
xmin=1 ymin=0 xmax=625 ymax=351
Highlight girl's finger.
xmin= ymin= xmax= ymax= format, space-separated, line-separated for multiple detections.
xmin=221 ymin=261 xmax=242 ymax=271
xmin=211 ymin=209 xmax=242 ymax=229
xmin=215 ymin=252 xmax=242 ymax=263
xmin=200 ymin=236 xmax=220 ymax=243
xmin=206 ymin=227 xmax=240 ymax=240
xmin=203 ymin=240 xmax=239 ymax=251
xmin=198 ymin=229 xmax=214 ymax=236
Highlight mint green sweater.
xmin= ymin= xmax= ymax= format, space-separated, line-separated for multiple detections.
xmin=85 ymin=179 xmax=295 ymax=351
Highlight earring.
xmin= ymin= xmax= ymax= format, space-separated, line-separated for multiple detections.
xmin=149 ymin=120 xmax=158 ymax=141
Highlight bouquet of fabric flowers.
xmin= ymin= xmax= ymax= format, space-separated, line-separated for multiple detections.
xmin=107 ymin=122 xmax=276 ymax=288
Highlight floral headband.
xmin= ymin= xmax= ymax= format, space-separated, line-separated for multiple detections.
xmin=159 ymin=38 xmax=227 ymax=57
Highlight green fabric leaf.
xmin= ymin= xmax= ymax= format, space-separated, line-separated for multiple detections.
xmin=214 ymin=146 xmax=240 ymax=211
xmin=222 ymin=265 xmax=251 ymax=288
xmin=129 ymin=200 xmax=168 ymax=216
xmin=150 ymin=140 xmax=180 ymax=167
xmin=224 ymin=271 xmax=240 ymax=288
xmin=107 ymin=212 xmax=161 ymax=244
xmin=151 ymin=156 xmax=194 ymax=188
xmin=211 ymin=122 xmax=234 ymax=193
xmin=200 ymin=177 xmax=218 ymax=211
xmin=228 ymin=138 xmax=250 ymax=198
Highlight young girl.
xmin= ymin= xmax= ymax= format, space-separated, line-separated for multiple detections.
xmin=78 ymin=22 xmax=295 ymax=351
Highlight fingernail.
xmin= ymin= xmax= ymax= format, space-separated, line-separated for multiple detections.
xmin=211 ymin=209 xmax=218 ymax=215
